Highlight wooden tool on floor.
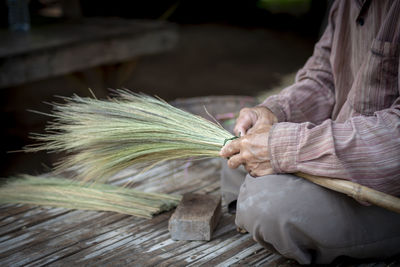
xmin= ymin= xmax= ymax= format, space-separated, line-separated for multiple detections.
xmin=168 ymin=193 xmax=221 ymax=241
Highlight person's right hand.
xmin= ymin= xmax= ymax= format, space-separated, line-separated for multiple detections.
xmin=234 ymin=106 xmax=278 ymax=136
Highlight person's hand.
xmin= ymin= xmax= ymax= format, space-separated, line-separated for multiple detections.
xmin=219 ymin=124 xmax=274 ymax=177
xmin=234 ymin=106 xmax=278 ymax=136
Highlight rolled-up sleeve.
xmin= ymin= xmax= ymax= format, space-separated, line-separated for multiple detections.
xmin=268 ymin=100 xmax=400 ymax=196
xmin=261 ymin=0 xmax=400 ymax=196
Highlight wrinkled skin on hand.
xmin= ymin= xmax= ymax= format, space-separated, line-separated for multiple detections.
xmin=234 ymin=106 xmax=278 ymax=136
xmin=220 ymin=106 xmax=278 ymax=177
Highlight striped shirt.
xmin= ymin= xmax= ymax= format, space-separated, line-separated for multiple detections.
xmin=261 ymin=0 xmax=400 ymax=196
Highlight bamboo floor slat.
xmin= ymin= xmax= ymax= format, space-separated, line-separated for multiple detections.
xmin=1 ymin=158 xmax=399 ymax=266
xmin=1 ymin=96 xmax=399 ymax=266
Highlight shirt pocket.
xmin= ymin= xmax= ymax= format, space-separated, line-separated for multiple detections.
xmin=349 ymin=39 xmax=399 ymax=116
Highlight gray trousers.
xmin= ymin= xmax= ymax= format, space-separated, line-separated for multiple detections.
xmin=220 ymin=162 xmax=400 ymax=264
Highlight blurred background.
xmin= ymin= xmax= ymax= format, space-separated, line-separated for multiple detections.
xmin=0 ymin=0 xmax=330 ymax=177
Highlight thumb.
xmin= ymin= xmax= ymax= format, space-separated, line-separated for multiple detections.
xmin=235 ymin=127 xmax=245 ymax=137
xmin=234 ymin=120 xmax=252 ymax=136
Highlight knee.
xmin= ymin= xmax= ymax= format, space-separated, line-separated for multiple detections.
xmin=235 ymin=174 xmax=400 ymax=264
xmin=235 ymin=174 xmax=296 ymax=236
xmin=234 ymin=174 xmax=318 ymax=263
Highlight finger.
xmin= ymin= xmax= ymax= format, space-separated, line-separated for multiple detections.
xmin=246 ymin=125 xmax=261 ymax=135
xmin=251 ymin=168 xmax=274 ymax=177
xmin=247 ymin=119 xmax=268 ymax=134
xmin=234 ymin=111 xmax=254 ymax=136
xmin=234 ymin=120 xmax=252 ymax=136
xmin=244 ymin=164 xmax=252 ymax=174
xmin=219 ymin=138 xmax=241 ymax=158
xmin=234 ymin=127 xmax=244 ymax=137
xmin=243 ymin=161 xmax=258 ymax=175
xmin=246 ymin=127 xmax=255 ymax=135
xmin=250 ymin=162 xmax=274 ymax=177
xmin=227 ymin=154 xmax=245 ymax=169
xmin=234 ymin=108 xmax=259 ymax=136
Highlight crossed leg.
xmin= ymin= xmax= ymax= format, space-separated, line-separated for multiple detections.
xmin=221 ymin=163 xmax=400 ymax=264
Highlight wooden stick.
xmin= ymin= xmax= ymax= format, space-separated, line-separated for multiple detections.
xmin=296 ymin=172 xmax=400 ymax=214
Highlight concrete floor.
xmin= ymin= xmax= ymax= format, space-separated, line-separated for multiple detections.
xmin=1 ymin=23 xmax=316 ymax=177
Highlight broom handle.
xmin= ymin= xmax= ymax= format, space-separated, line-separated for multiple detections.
xmin=296 ymin=172 xmax=400 ymax=214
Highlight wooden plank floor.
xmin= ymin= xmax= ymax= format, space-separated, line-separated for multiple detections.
xmin=1 ymin=158 xmax=399 ymax=266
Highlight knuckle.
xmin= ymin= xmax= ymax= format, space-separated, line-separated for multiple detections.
xmin=228 ymin=159 xmax=237 ymax=169
xmin=241 ymin=138 xmax=250 ymax=146
xmin=227 ymin=141 xmax=237 ymax=152
xmin=233 ymin=126 xmax=241 ymax=135
xmin=227 ymin=160 xmax=234 ymax=168
xmin=240 ymin=107 xmax=250 ymax=114
xmin=242 ymin=151 xmax=251 ymax=160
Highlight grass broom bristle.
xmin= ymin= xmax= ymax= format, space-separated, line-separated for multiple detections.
xmin=25 ymin=90 xmax=234 ymax=182
xmin=0 ymin=175 xmax=181 ymax=218
xmin=15 ymin=90 xmax=399 ymax=215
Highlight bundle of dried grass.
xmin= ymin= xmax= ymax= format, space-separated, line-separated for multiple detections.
xmin=0 ymin=175 xmax=181 ymax=218
xmin=26 ymin=90 xmax=233 ymax=183
xmin=23 ymin=90 xmax=400 ymax=214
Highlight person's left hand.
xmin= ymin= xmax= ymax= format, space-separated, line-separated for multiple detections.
xmin=219 ymin=125 xmax=274 ymax=177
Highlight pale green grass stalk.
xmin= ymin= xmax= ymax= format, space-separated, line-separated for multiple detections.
xmin=0 ymin=175 xmax=181 ymax=218
xmin=25 ymin=90 xmax=234 ymax=182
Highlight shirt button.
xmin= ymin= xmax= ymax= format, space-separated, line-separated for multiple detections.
xmin=357 ymin=17 xmax=364 ymax=26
